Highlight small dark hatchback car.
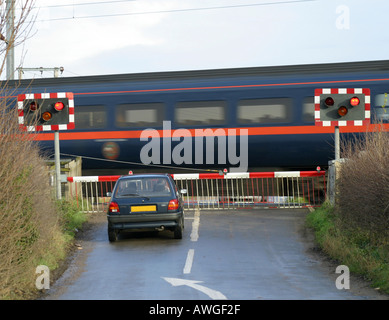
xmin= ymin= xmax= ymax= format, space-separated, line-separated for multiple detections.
xmin=107 ymin=173 xmax=185 ymax=242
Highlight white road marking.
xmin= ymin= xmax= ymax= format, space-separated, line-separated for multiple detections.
xmin=183 ymin=249 xmax=195 ymax=274
xmin=183 ymin=210 xmax=200 ymax=275
xmin=162 ymin=277 xmax=227 ymax=300
xmin=190 ymin=209 xmax=200 ymax=242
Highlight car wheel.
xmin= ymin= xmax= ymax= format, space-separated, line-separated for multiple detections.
xmin=174 ymin=217 xmax=183 ymax=239
xmin=108 ymin=226 xmax=118 ymax=242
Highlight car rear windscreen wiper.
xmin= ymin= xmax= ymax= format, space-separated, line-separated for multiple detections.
xmin=120 ymin=193 xmax=150 ymax=201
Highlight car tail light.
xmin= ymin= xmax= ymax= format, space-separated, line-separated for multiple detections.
xmin=168 ymin=199 xmax=179 ymax=211
xmin=109 ymin=202 xmax=120 ymax=213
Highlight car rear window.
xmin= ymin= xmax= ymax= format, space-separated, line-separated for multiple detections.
xmin=115 ymin=177 xmax=172 ymax=197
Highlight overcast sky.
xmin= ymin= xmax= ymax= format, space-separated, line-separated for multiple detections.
xmin=11 ymin=0 xmax=389 ymax=79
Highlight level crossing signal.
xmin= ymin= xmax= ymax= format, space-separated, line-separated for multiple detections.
xmin=18 ymin=92 xmax=75 ymax=131
xmin=314 ymin=88 xmax=370 ymax=127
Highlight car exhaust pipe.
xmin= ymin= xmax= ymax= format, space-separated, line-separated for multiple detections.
xmin=155 ymin=226 xmax=165 ymax=232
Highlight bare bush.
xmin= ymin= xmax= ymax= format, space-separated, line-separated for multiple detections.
xmin=337 ymin=125 xmax=389 ymax=244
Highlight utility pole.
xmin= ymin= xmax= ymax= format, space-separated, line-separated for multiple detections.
xmin=6 ymin=0 xmax=15 ymax=80
xmin=334 ymin=126 xmax=340 ymax=160
xmin=54 ymin=131 xmax=61 ymax=199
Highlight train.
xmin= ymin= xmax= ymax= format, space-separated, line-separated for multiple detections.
xmin=6 ymin=59 xmax=389 ymax=174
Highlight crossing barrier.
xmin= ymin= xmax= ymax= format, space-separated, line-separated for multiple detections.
xmin=66 ymin=171 xmax=326 ymax=213
xmin=172 ymin=171 xmax=326 ymax=210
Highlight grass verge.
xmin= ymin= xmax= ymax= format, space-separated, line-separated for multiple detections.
xmin=0 ymin=199 xmax=87 ymax=300
xmin=36 ymin=200 xmax=88 ymax=272
xmin=306 ymin=202 xmax=389 ymax=294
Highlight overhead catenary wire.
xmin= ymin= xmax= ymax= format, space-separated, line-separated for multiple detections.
xmin=34 ymin=0 xmax=317 ymax=22
xmin=36 ymin=0 xmax=136 ymax=8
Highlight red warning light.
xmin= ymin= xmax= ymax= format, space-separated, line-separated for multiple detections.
xmin=54 ymin=101 xmax=65 ymax=111
xmin=350 ymin=97 xmax=360 ymax=107
xmin=29 ymin=101 xmax=38 ymax=111
xmin=325 ymin=97 xmax=335 ymax=107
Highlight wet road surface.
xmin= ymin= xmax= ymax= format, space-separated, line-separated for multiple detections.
xmin=45 ymin=208 xmax=388 ymax=300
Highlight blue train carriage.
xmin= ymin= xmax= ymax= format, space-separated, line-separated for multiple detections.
xmin=7 ymin=60 xmax=389 ymax=172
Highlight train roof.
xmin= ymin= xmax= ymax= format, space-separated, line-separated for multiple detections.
xmin=4 ymin=59 xmax=389 ymax=88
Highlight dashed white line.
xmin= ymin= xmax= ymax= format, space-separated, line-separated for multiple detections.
xmin=183 ymin=209 xmax=201 ymax=275
xmin=183 ymin=249 xmax=195 ymax=274
xmin=190 ymin=209 xmax=200 ymax=242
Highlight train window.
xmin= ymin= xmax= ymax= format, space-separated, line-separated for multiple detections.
xmin=175 ymin=101 xmax=226 ymax=126
xmin=374 ymin=94 xmax=389 ymax=123
xmin=116 ymin=103 xmax=164 ymax=127
xmin=374 ymin=107 xmax=389 ymax=122
xmin=303 ymin=97 xmax=315 ymax=122
xmin=75 ymin=105 xmax=106 ymax=129
xmin=237 ymin=98 xmax=293 ymax=124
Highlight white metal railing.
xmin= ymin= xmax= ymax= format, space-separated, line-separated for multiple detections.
xmin=171 ymin=171 xmax=326 ymax=210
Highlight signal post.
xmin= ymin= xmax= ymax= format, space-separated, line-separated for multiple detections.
xmin=314 ymin=88 xmax=370 ymax=204
xmin=18 ymin=92 xmax=75 ymax=199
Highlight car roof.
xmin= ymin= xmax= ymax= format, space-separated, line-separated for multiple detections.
xmin=118 ymin=173 xmax=172 ymax=180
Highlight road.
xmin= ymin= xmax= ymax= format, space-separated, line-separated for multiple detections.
xmin=44 ymin=208 xmax=387 ymax=300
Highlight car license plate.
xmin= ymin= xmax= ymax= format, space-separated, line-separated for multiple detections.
xmin=131 ymin=205 xmax=156 ymax=212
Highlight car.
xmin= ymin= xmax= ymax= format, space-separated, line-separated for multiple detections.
xmin=107 ymin=173 xmax=185 ymax=242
